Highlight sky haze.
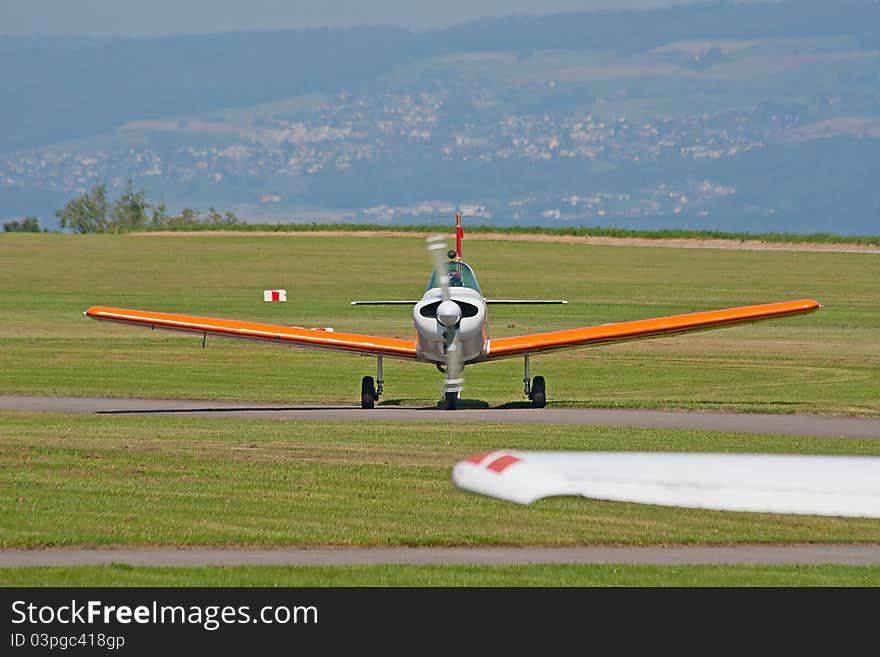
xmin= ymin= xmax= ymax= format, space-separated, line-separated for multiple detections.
xmin=3 ymin=1 xmax=721 ymax=37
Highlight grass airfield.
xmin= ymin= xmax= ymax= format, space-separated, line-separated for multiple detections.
xmin=1 ymin=232 xmax=880 ymax=586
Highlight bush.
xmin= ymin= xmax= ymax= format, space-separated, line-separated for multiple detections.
xmin=3 ymin=217 xmax=42 ymax=232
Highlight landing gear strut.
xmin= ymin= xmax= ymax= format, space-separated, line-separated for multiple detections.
xmin=360 ymin=356 xmax=384 ymax=409
xmin=523 ymin=354 xmax=547 ymax=408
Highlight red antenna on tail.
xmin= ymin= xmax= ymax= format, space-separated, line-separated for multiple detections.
xmin=455 ymin=211 xmax=463 ymax=261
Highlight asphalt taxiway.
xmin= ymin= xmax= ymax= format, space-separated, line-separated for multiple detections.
xmin=2 ymin=394 xmax=879 ymax=439
xmin=2 ymin=545 xmax=880 ymax=567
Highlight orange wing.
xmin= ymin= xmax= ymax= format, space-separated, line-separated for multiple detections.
xmin=84 ymin=306 xmax=419 ymax=360
xmin=484 ymin=299 xmax=821 ymax=360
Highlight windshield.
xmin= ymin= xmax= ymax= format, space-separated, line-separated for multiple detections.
xmin=425 ymin=261 xmax=481 ymax=294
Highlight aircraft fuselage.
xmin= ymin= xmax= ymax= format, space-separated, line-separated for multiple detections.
xmin=413 ymin=286 xmax=488 ymax=365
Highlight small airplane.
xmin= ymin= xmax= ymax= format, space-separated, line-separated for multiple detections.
xmin=85 ymin=213 xmax=822 ymax=409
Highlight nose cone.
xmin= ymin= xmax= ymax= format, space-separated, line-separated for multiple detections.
xmin=436 ymin=299 xmax=462 ymax=327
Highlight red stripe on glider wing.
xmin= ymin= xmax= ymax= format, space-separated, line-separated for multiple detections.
xmin=486 ymin=455 xmax=522 ymax=473
xmin=85 ymin=306 xmax=419 ymax=360
xmin=485 ymin=299 xmax=821 ymax=360
xmin=464 ymin=451 xmax=497 ymax=465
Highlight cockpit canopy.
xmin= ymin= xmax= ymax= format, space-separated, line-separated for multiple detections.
xmin=425 ymin=261 xmax=482 ymax=295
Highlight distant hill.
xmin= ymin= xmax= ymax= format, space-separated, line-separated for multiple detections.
xmin=2 ymin=0 xmax=879 ymax=154
xmin=0 ymin=27 xmax=413 ymax=154
xmin=3 ymin=0 xmax=880 ymax=235
xmin=418 ymin=0 xmax=880 ymax=56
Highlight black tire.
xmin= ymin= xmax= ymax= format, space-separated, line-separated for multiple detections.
xmin=444 ymin=391 xmax=458 ymax=410
xmin=361 ymin=376 xmax=376 ymax=409
xmin=531 ymin=376 xmax=546 ymax=408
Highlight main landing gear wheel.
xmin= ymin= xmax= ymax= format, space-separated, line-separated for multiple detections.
xmin=522 ymin=355 xmax=546 ymax=408
xmin=444 ymin=391 xmax=458 ymax=410
xmin=529 ymin=375 xmax=546 ymax=408
xmin=361 ymin=376 xmax=377 ymax=409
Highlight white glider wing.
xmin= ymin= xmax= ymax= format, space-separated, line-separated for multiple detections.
xmin=452 ymin=450 xmax=880 ymax=518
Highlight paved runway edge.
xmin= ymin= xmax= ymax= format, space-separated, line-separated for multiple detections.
xmin=2 ymin=545 xmax=880 ymax=566
xmin=2 ymin=395 xmax=879 ymax=438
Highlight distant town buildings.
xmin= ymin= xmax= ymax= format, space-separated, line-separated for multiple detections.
xmin=0 ymin=76 xmax=854 ymax=225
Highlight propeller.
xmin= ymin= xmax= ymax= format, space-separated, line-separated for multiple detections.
xmin=427 ymin=235 xmax=464 ymax=408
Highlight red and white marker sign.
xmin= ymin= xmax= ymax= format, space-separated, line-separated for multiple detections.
xmin=263 ymin=289 xmax=287 ymax=302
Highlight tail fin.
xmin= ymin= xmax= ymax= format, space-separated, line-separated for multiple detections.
xmin=455 ymin=211 xmax=463 ymax=261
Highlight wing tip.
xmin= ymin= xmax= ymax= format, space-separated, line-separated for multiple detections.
xmin=84 ymin=305 xmax=116 ymax=319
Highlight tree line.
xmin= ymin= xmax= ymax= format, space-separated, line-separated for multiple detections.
xmin=3 ymin=181 xmax=239 ymax=233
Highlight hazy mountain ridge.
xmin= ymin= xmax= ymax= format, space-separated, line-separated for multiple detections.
xmin=0 ymin=27 xmax=414 ymax=154
xmin=2 ymin=0 xmax=879 ymax=233
xmin=3 ymin=0 xmax=878 ymax=155
xmin=417 ymin=0 xmax=880 ymax=56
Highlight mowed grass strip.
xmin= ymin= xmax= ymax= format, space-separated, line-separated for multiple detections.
xmin=3 ymin=564 xmax=880 ymax=587
xmin=4 ymin=336 xmax=877 ymax=414
xmin=2 ymin=412 xmax=880 ymax=548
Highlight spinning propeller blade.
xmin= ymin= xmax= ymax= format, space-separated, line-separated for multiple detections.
xmin=427 ymin=235 xmax=451 ymax=302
